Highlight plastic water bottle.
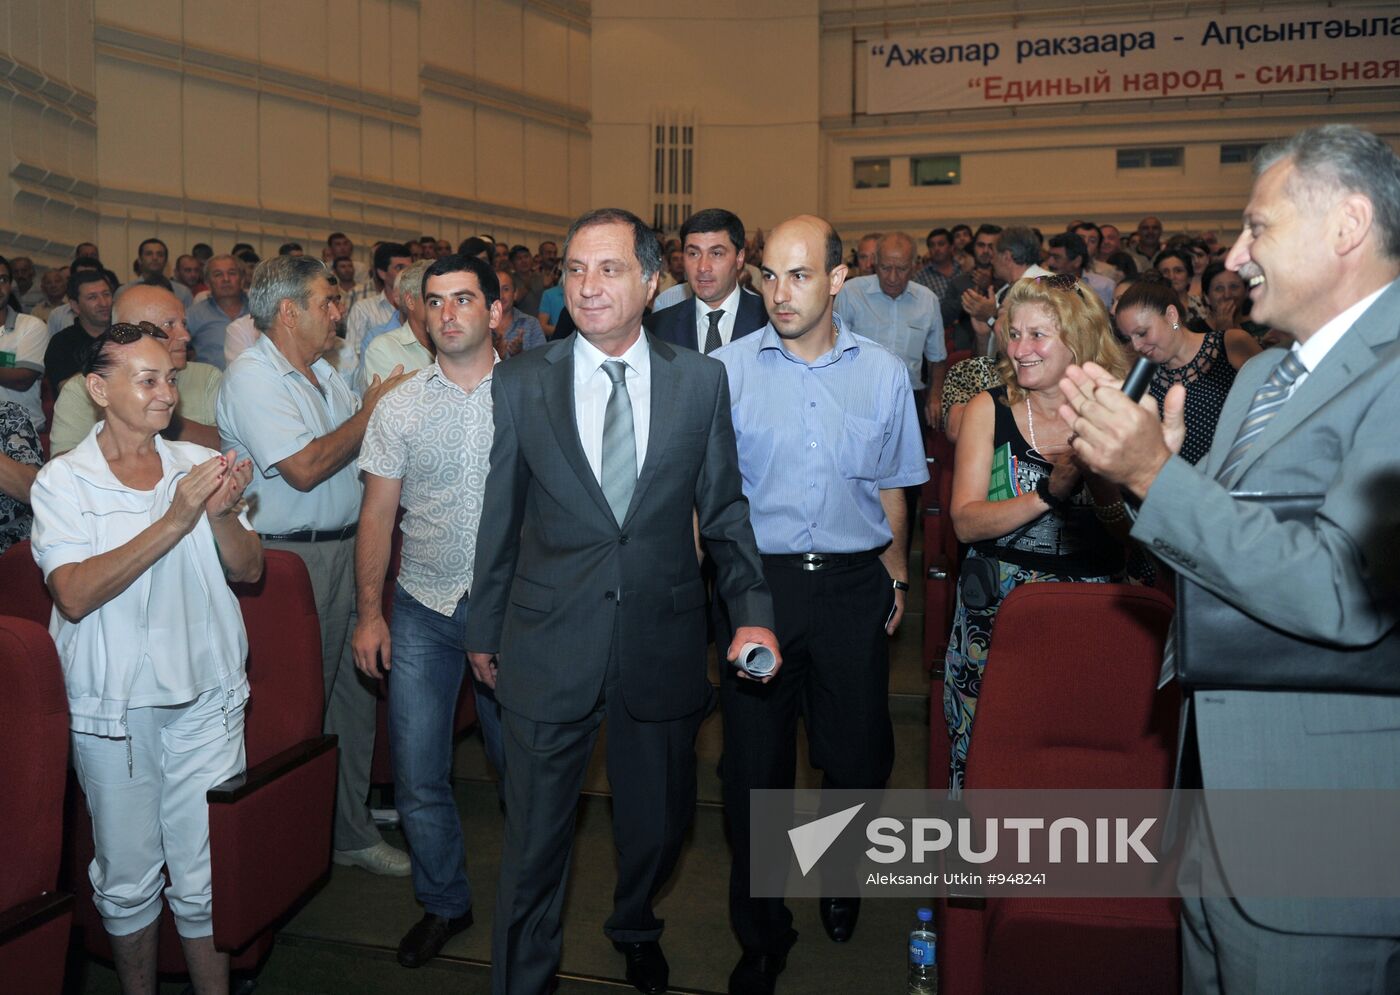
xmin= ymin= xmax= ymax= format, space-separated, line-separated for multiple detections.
xmin=908 ymin=906 xmax=937 ymax=994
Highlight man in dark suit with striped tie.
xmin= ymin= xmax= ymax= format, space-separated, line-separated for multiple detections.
xmin=647 ymin=209 xmax=767 ymax=353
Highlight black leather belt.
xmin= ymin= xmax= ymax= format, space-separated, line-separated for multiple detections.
xmin=258 ymin=523 xmax=358 ymax=543
xmin=761 ymin=549 xmax=881 ymax=572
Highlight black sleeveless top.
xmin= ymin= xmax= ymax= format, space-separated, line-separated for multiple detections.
xmin=974 ymin=387 xmax=1122 ymax=577
xmin=1148 ymin=329 xmax=1237 ymax=466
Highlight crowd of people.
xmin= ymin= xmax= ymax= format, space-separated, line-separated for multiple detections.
xmin=4 ymin=122 xmax=1399 ymax=995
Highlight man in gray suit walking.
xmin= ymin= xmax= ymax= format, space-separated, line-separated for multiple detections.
xmin=466 ymin=208 xmax=779 ymax=995
xmin=1060 ymin=125 xmax=1400 ymax=993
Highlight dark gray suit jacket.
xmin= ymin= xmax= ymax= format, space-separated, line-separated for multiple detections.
xmin=1134 ymin=277 xmax=1400 ymax=935
xmin=646 ymin=288 xmax=767 ymax=351
xmin=465 ymin=331 xmax=773 ymax=725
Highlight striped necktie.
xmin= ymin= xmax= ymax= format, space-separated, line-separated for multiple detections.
xmin=1214 ymin=351 xmax=1307 ymax=487
xmin=600 ymin=360 xmax=636 ymax=525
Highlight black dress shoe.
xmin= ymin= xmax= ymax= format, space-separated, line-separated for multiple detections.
xmin=728 ymin=948 xmax=790 ymax=995
xmin=819 ymin=897 xmax=860 ymax=942
xmin=612 ymin=939 xmax=669 ymax=994
xmin=396 ymin=910 xmax=474 ymax=968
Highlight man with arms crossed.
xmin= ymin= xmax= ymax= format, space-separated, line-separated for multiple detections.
xmin=715 ymin=216 xmax=927 ymax=994
xmin=353 ymin=254 xmax=507 ymax=968
xmin=1061 ymin=125 xmax=1400 ymax=994
xmin=465 ymin=208 xmax=777 ymax=995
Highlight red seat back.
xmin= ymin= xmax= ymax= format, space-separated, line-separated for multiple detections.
xmin=0 ymin=616 xmax=69 ymax=910
xmin=230 ymin=550 xmax=324 ymax=768
xmin=0 ymin=616 xmax=72 ymax=994
xmin=941 ymin=583 xmax=1180 ymax=995
xmin=0 ymin=541 xmax=53 ymax=626
xmin=966 ymin=583 xmax=1178 ymax=790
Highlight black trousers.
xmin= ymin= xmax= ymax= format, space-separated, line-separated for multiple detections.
xmin=718 ymin=557 xmax=895 ymax=955
xmin=490 ymin=651 xmax=706 ymax=995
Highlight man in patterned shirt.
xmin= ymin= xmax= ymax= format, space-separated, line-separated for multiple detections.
xmin=351 ymin=252 xmax=506 ymax=970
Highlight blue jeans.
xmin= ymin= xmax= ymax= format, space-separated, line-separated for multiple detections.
xmin=388 ymin=584 xmax=503 ymax=917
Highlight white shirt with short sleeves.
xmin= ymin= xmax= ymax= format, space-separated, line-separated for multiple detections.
xmin=216 ymin=334 xmax=362 ymax=534
xmin=0 ymin=310 xmax=50 ymax=430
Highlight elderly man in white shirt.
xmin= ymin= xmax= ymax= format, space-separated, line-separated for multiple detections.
xmin=360 ymin=260 xmax=434 ymax=388
xmin=217 ymin=255 xmax=411 ymax=877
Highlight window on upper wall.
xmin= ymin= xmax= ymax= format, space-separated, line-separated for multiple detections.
xmin=1116 ymin=146 xmax=1184 ymax=169
xmin=1220 ymin=142 xmax=1270 ymax=165
xmin=911 ymin=154 xmax=962 ymax=186
xmin=853 ymin=158 xmax=891 ymax=189
xmin=651 ymin=112 xmax=693 ymax=233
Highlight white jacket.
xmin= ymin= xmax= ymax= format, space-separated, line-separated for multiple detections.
xmin=30 ymin=424 xmax=250 ymax=738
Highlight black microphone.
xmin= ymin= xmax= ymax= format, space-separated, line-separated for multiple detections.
xmin=1122 ymin=356 xmax=1156 ymax=402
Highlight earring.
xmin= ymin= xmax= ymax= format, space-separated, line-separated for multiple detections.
xmin=1172 ymin=322 xmax=1179 ymax=330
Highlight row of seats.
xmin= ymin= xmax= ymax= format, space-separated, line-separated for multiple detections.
xmin=0 ymin=545 xmax=338 ymax=991
xmin=916 ymin=385 xmax=1184 ymax=993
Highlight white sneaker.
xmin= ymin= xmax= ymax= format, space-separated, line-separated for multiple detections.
xmin=333 ymin=840 xmax=412 ymax=877
xmin=370 ymin=806 xmax=402 ymax=829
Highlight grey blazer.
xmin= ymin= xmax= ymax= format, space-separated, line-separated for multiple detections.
xmin=1134 ymin=278 xmax=1400 ymax=935
xmin=464 ymin=331 xmax=773 ymax=725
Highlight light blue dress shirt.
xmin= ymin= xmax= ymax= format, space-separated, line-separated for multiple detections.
xmin=714 ymin=316 xmax=928 ymax=555
xmin=833 ymin=274 xmax=946 ymax=390
xmin=216 ymin=335 xmax=363 ymax=533
xmin=185 ymin=295 xmax=250 ymax=371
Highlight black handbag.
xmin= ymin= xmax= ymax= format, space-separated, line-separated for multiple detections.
xmin=1175 ymin=493 xmax=1400 ymax=694
xmin=958 ymin=553 xmax=1001 ymax=611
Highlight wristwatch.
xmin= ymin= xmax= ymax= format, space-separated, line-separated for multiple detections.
xmin=891 ymin=579 xmax=910 ymax=592
xmin=1035 ymin=475 xmax=1070 ymax=512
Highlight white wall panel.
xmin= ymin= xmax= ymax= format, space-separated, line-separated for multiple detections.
xmin=45 ymin=0 xmax=585 ymax=268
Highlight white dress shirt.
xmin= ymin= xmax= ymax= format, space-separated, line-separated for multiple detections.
xmin=1290 ymin=281 xmax=1390 ymax=394
xmin=573 ymin=331 xmax=651 ymax=485
xmin=692 ymin=285 xmax=743 ymax=352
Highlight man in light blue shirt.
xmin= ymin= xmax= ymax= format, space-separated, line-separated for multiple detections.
xmin=217 ymin=254 xmax=412 ymax=878
xmin=185 ymin=254 xmax=249 ymax=370
xmin=492 ymin=270 xmax=547 ymax=358
xmin=713 ymin=215 xmax=928 ymax=991
xmin=834 ymin=230 xmax=947 ymax=429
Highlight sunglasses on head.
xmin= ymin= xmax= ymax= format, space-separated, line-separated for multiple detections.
xmin=106 ymin=321 xmax=169 ymax=343
xmin=1034 ymin=273 xmax=1087 ymax=299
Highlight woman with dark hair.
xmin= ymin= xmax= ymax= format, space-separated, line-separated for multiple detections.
xmin=29 ymin=322 xmax=261 ymax=994
xmin=1104 ymin=249 xmax=1139 ymax=281
xmin=1116 ymin=277 xmax=1260 ymax=466
xmin=943 ymin=274 xmax=1132 ymax=789
xmin=1154 ymin=247 xmax=1211 ymax=327
xmin=1185 ymin=238 xmax=1212 ymax=299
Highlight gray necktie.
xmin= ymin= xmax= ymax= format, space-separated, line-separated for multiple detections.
xmin=703 ymin=309 xmax=723 ymax=354
xmin=1214 ymin=351 xmax=1307 ymax=486
xmin=600 ymin=360 xmax=636 ymax=525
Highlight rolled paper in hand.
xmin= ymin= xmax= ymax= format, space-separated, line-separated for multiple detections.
xmin=738 ymin=642 xmax=776 ymax=677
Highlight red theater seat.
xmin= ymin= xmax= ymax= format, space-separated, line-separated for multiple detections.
xmin=940 ymin=583 xmax=1180 ymax=995
xmin=0 ymin=543 xmax=337 ymax=980
xmin=0 ymin=616 xmax=73 ymax=994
